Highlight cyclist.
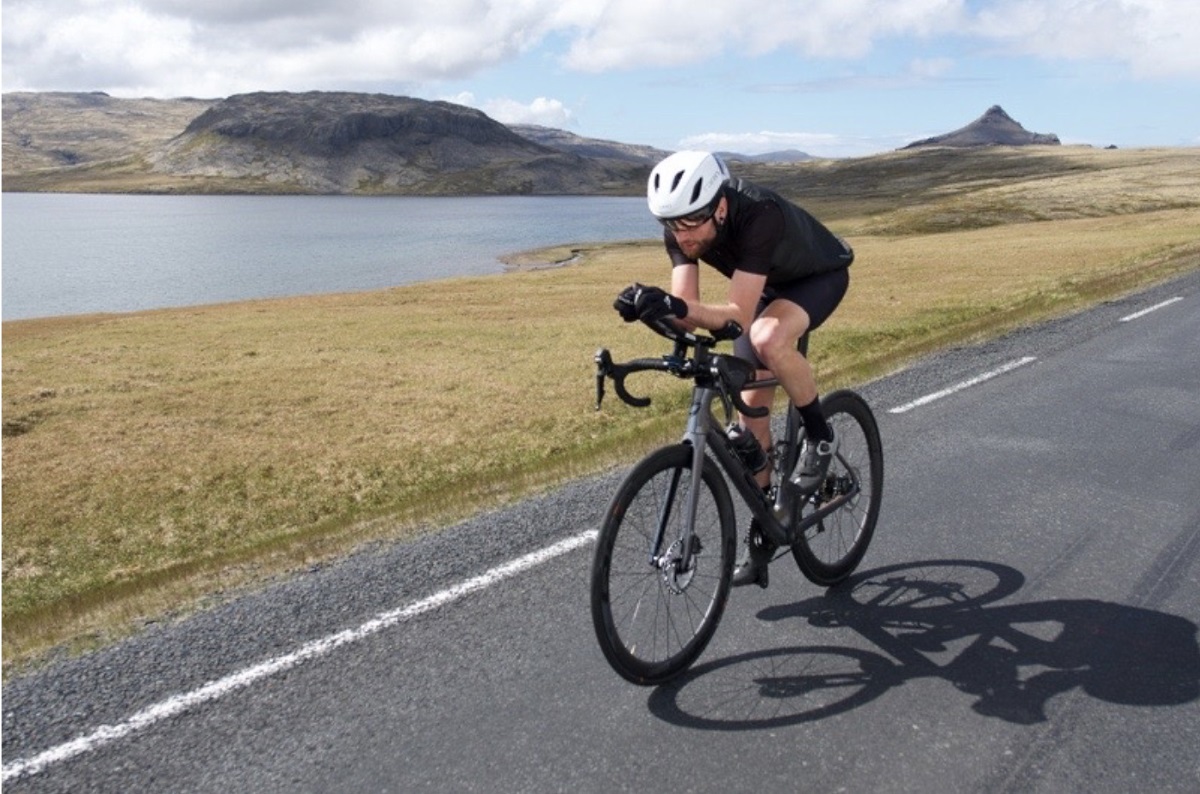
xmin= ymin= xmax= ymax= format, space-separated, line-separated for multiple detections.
xmin=615 ymin=150 xmax=853 ymax=589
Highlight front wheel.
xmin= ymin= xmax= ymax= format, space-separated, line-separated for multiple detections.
xmin=792 ymin=390 xmax=884 ymax=586
xmin=590 ymin=444 xmax=736 ymax=685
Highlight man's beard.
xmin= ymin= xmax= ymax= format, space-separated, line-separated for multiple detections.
xmin=678 ymin=237 xmax=714 ymax=259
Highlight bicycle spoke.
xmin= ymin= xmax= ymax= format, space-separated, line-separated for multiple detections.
xmin=591 ymin=445 xmax=735 ymax=683
xmin=790 ymin=390 xmax=883 ymax=586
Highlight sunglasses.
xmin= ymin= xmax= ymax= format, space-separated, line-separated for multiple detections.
xmin=660 ymin=204 xmax=717 ymax=232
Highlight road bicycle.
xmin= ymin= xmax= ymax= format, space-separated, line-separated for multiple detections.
xmin=589 ymin=314 xmax=883 ymax=685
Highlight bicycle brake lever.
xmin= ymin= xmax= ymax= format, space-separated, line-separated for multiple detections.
xmin=594 ymin=348 xmax=612 ymax=410
xmin=716 ymin=356 xmax=769 ymax=418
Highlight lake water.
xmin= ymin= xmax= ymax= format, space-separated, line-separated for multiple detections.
xmin=1 ymin=193 xmax=662 ymax=320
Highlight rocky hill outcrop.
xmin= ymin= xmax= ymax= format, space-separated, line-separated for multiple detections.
xmin=2 ymin=91 xmax=214 ymax=172
xmin=149 ymin=92 xmax=645 ymax=194
xmin=509 ymin=124 xmax=669 ymax=163
xmin=903 ymin=105 xmax=1060 ymax=149
xmin=2 ymin=91 xmax=648 ymax=194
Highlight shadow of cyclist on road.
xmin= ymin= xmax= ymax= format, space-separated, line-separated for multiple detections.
xmin=648 ymin=560 xmax=1200 ymax=729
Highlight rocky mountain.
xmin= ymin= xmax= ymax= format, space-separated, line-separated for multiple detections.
xmin=2 ymin=91 xmax=214 ymax=173
xmin=3 ymin=91 xmax=648 ymax=194
xmin=508 ymin=124 xmax=669 ymax=163
xmin=508 ymin=127 xmax=816 ymax=166
xmin=150 ymin=92 xmax=649 ymax=194
xmin=3 ymin=92 xmax=1063 ymax=195
xmin=903 ymin=105 xmax=1060 ymax=149
xmin=718 ymin=149 xmax=815 ymax=164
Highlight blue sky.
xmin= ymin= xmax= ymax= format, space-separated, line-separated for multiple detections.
xmin=4 ymin=0 xmax=1198 ymax=157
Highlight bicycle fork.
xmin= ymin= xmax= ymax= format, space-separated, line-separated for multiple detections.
xmin=647 ymin=386 xmax=718 ymax=585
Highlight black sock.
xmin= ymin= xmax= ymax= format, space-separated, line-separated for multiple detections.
xmin=797 ymin=397 xmax=832 ymax=442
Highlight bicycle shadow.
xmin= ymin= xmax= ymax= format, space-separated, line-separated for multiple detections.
xmin=647 ymin=559 xmax=1200 ymax=730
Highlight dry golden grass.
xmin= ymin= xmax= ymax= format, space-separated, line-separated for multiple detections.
xmin=4 ymin=146 xmax=1199 ymax=672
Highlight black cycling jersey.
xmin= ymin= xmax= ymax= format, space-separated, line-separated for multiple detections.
xmin=664 ymin=178 xmax=853 ymax=285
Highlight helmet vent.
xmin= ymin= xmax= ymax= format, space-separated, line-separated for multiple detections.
xmin=670 ymin=171 xmax=684 ymax=192
xmin=689 ymin=180 xmax=703 ymax=204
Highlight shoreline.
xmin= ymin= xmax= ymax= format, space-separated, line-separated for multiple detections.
xmin=500 ymin=238 xmax=656 ymax=272
xmin=499 ymin=246 xmax=585 ymax=272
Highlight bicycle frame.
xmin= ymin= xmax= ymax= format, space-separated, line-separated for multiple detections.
xmin=675 ymin=380 xmax=860 ymax=569
xmin=595 ymin=316 xmax=859 ymax=572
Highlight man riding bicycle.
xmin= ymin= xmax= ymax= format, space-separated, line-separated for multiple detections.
xmin=615 ymin=150 xmax=853 ymax=589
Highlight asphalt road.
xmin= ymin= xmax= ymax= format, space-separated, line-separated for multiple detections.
xmin=5 ymin=271 xmax=1199 ymax=793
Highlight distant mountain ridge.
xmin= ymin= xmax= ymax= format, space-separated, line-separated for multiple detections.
xmin=509 ymin=129 xmax=815 ymax=165
xmin=508 ymin=124 xmax=670 ymax=163
xmin=904 ymin=105 xmax=1060 ymax=149
xmin=718 ymin=149 xmax=815 ymax=163
xmin=148 ymin=91 xmax=647 ymax=194
xmin=4 ymin=92 xmax=1065 ymax=194
xmin=3 ymin=91 xmax=651 ymax=194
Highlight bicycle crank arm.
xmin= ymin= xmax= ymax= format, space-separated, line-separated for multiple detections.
xmin=792 ymin=482 xmax=861 ymax=537
xmin=751 ymin=469 xmax=863 ymax=545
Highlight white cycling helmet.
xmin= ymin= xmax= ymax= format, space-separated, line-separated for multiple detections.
xmin=647 ymin=150 xmax=729 ymax=220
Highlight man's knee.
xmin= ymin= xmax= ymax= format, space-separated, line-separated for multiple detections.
xmin=750 ymin=318 xmax=802 ymax=368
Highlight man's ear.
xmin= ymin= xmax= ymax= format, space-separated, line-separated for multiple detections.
xmin=716 ymin=196 xmax=729 ymax=225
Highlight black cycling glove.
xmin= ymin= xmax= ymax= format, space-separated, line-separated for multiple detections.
xmin=614 ymin=283 xmax=689 ymax=323
xmin=633 ymin=285 xmax=688 ymax=322
xmin=613 ymin=283 xmax=641 ymax=322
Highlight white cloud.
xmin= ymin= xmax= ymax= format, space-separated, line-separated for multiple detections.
xmin=555 ymin=0 xmax=1200 ymax=77
xmin=971 ymin=0 xmax=1200 ymax=78
xmin=562 ymin=0 xmax=966 ymax=70
xmin=2 ymin=1 xmax=198 ymax=93
xmin=482 ymin=97 xmax=575 ymax=127
xmin=3 ymin=0 xmax=1199 ymax=98
xmin=1 ymin=0 xmax=569 ymax=95
xmin=439 ymin=92 xmax=574 ymax=127
xmin=442 ymin=91 xmax=480 ymax=108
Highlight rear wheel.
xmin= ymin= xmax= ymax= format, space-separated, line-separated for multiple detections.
xmin=591 ymin=444 xmax=736 ymax=685
xmin=791 ymin=390 xmax=883 ymax=586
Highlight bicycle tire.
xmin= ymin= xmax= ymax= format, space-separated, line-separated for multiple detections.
xmin=791 ymin=389 xmax=883 ymax=586
xmin=590 ymin=444 xmax=736 ymax=685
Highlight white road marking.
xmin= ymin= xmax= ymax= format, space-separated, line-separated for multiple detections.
xmin=1 ymin=529 xmax=599 ymax=783
xmin=1120 ymin=296 xmax=1183 ymax=322
xmin=888 ymin=357 xmax=1038 ymax=414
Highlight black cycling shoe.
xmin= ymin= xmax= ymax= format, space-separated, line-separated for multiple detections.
xmin=731 ymin=520 xmax=775 ymax=589
xmin=790 ymin=427 xmax=839 ymax=497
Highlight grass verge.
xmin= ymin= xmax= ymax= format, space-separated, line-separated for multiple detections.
xmin=4 ymin=147 xmax=1200 ymax=675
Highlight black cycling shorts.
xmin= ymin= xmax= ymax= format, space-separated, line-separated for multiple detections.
xmin=734 ymin=267 xmax=849 ymax=368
